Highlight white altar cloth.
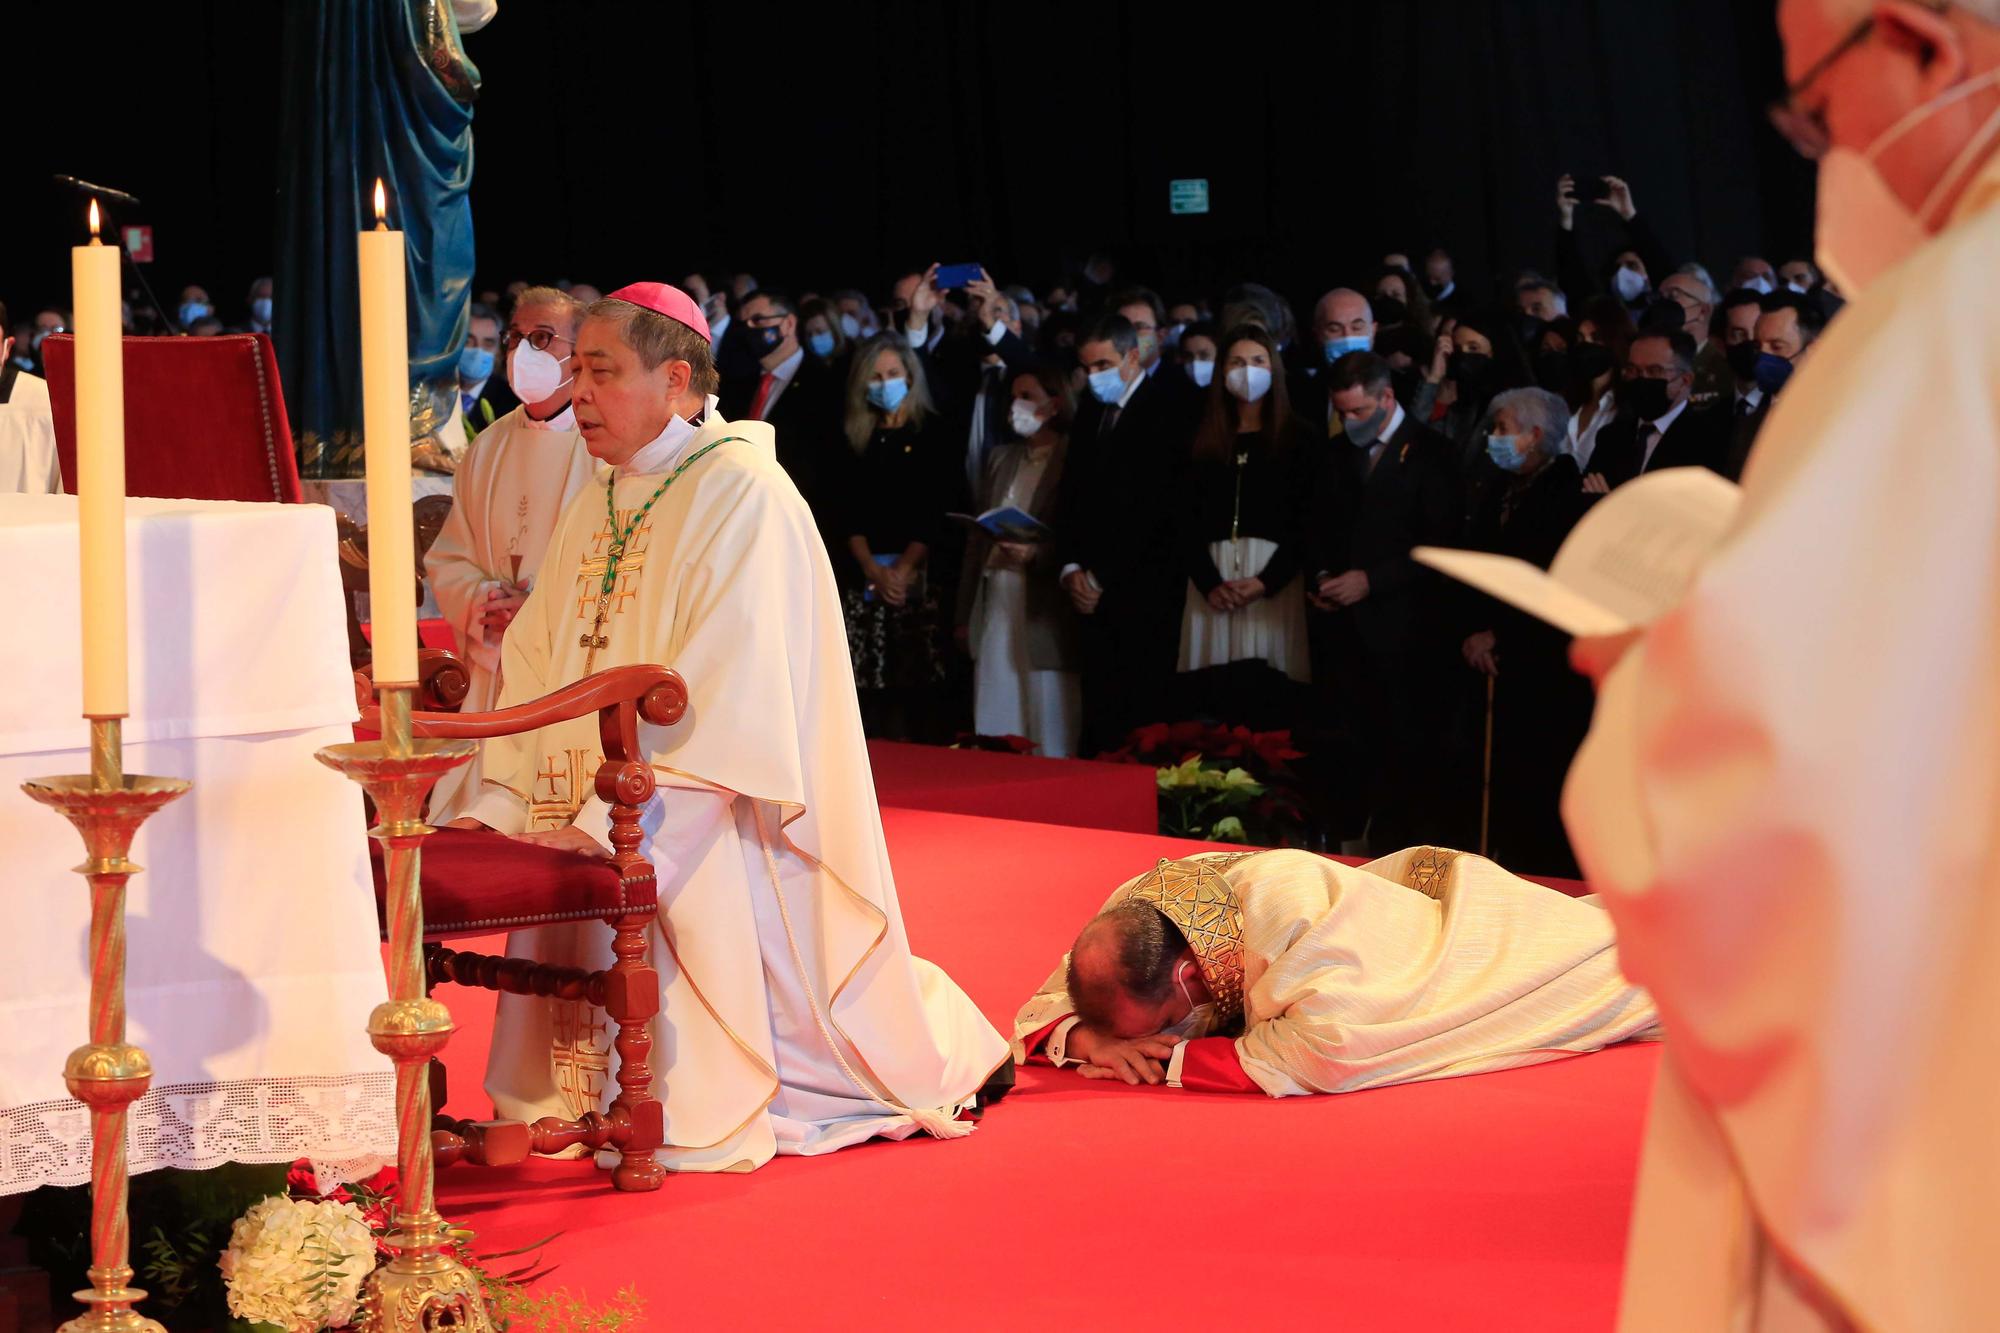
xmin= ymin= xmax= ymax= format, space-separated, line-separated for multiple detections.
xmin=0 ymin=494 xmax=395 ymax=1194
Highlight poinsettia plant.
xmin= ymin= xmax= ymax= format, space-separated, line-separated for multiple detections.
xmin=1100 ymin=723 xmax=1311 ymax=846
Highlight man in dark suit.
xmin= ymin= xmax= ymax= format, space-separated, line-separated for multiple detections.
xmin=458 ymin=302 xmax=519 ymax=445
xmin=927 ymin=274 xmax=1039 ymax=489
xmin=1721 ymin=290 xmax=1826 ymax=482
xmin=1305 ymin=351 xmax=1462 ymax=852
xmin=1585 ymin=330 xmax=1729 ymax=490
xmin=720 ymin=289 xmax=843 ymax=519
xmin=1054 ymin=313 xmax=1193 ymax=754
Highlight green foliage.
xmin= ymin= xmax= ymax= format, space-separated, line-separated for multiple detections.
xmin=15 ymin=1162 xmax=290 ymax=1331
xmin=486 ymin=1280 xmax=647 ymax=1332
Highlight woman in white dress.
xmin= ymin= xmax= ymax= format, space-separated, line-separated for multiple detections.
xmin=956 ymin=365 xmax=1082 ymax=757
xmin=1175 ymin=325 xmax=1312 ymax=728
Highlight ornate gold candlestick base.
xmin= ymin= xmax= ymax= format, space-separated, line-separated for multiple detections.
xmin=316 ymin=685 xmax=490 ymax=1333
xmin=23 ymin=718 xmax=190 ymax=1333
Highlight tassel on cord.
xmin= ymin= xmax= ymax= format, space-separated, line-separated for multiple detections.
xmin=903 ymin=1104 xmax=975 ymax=1141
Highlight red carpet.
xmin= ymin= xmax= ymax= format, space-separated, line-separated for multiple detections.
xmin=432 ymin=808 xmax=1654 ymax=1330
xmin=866 ymin=738 xmax=1158 ymax=833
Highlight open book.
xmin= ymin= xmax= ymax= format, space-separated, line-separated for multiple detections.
xmin=1414 ymin=467 xmax=1743 ymax=637
xmin=948 ymin=506 xmax=1055 ymax=543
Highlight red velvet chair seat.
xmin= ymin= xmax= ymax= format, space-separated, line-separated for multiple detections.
xmin=367 ymin=827 xmax=655 ymax=938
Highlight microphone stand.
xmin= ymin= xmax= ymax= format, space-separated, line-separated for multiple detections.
xmin=57 ymin=177 xmax=182 ymax=336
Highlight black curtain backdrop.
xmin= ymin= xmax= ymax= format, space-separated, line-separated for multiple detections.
xmin=4 ymin=1 xmax=1813 ymax=330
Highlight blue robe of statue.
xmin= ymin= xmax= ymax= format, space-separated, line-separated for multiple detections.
xmin=275 ymin=0 xmax=494 ymax=477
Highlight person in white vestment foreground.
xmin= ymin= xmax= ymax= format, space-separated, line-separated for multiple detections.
xmin=450 ymin=282 xmax=1009 ymax=1173
xmin=424 ymin=287 xmax=596 ymax=821
xmin=1563 ymin=3 xmax=2000 ymax=1326
xmin=1013 ymin=848 xmax=1658 ymax=1093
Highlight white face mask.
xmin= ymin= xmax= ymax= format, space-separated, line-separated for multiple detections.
xmin=1817 ymin=63 xmax=2000 ymax=297
xmin=1008 ymin=399 xmax=1044 ymax=437
xmin=508 ymin=339 xmax=571 ymax=403
xmin=1742 ymin=274 xmax=1775 ymax=295
xmin=1613 ymin=266 xmax=1650 ymax=303
xmin=1160 ymin=958 xmax=1216 ymax=1040
xmin=1225 ymin=364 xmax=1272 ymax=403
xmin=1188 ymin=358 xmax=1215 ymax=388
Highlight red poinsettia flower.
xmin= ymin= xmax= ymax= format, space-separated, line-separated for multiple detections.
xmin=286 ymin=1159 xmax=320 ymax=1197
xmin=360 ymin=1165 xmax=400 ymax=1195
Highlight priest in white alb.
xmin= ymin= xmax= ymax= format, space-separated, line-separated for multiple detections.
xmin=451 ymin=283 xmax=1008 ymax=1173
xmin=1013 ymin=847 xmax=1658 ymax=1093
xmin=424 ymin=286 xmax=595 ymax=819
xmin=0 ymin=318 xmax=60 ymax=495
xmin=1563 ymin=3 xmax=2000 ymax=1327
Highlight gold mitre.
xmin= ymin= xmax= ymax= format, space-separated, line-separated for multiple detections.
xmin=1114 ymin=855 xmax=1251 ymax=1027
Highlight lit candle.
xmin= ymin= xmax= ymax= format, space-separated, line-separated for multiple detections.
xmin=74 ymin=199 xmax=128 ymax=718
xmin=357 ymin=178 xmax=418 ymax=683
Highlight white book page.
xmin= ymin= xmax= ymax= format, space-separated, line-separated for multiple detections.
xmin=1414 ymin=467 xmax=1742 ymax=636
xmin=1548 ymin=468 xmax=1741 ymax=628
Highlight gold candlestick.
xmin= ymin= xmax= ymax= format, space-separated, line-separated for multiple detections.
xmin=315 ymin=684 xmax=488 ymax=1333
xmin=23 ymin=718 xmax=191 ymax=1333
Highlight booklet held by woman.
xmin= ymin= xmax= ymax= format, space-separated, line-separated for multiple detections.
xmin=948 ymin=506 xmax=1055 ymax=543
xmin=1415 ymin=467 xmax=1743 ymax=637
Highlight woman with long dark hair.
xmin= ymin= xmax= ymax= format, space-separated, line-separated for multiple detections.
xmin=1175 ymin=324 xmax=1313 ymax=726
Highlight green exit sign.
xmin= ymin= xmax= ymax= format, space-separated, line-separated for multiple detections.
xmin=1169 ymin=178 xmax=1210 ymax=215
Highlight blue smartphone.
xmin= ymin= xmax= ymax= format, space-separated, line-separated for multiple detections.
xmin=934 ymin=263 xmax=982 ymax=290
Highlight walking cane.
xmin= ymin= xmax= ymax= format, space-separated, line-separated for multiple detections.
xmin=1479 ymin=673 xmax=1495 ymax=857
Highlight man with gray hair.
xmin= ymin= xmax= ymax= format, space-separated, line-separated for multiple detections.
xmin=1657 ymin=264 xmax=1730 ymax=409
xmin=1567 ymin=2 xmax=2000 ymax=1325
xmin=426 ymin=285 xmax=596 ymax=820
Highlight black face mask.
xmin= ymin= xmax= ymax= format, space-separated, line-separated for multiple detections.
xmin=1569 ymin=341 xmax=1613 ymax=382
xmin=1450 ymin=351 xmax=1493 ymax=388
xmin=1374 ymin=295 xmax=1409 ymax=325
xmin=1517 ymin=314 xmax=1547 ymax=346
xmin=1621 ymin=376 xmax=1673 ymax=421
xmin=1389 ymin=366 xmax=1421 ymax=406
xmin=1425 ymin=279 xmax=1450 ymax=299
xmin=750 ymin=322 xmax=784 ymax=352
xmin=1533 ymin=349 xmax=1569 ymax=391
xmin=1725 ymin=340 xmax=1763 ymax=382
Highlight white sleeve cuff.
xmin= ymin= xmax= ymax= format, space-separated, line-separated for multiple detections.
xmin=1061 ymin=565 xmax=1102 ymax=592
xmin=1165 ymin=1040 xmax=1190 ymax=1088
xmin=1044 ymin=1016 xmax=1084 ymax=1067
xmin=905 ymin=324 xmax=928 ymax=349
xmin=983 ymin=320 xmax=1008 ymax=346
xmin=460 ymin=785 xmax=529 ymax=836
xmin=568 ymin=795 xmax=615 ymax=856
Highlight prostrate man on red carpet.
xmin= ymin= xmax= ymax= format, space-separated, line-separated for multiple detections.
xmin=450 ymin=282 xmax=1007 ymax=1174
xmin=1013 ymin=847 xmax=1659 ymax=1092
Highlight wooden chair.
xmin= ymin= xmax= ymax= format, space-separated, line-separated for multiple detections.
xmin=338 ymin=495 xmax=457 ymax=668
xmin=355 ymin=661 xmax=688 ymax=1192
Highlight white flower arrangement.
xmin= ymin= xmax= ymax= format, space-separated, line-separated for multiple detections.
xmin=217 ymin=1194 xmax=378 ymax=1332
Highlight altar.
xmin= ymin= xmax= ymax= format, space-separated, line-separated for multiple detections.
xmin=0 ymin=493 xmax=395 ymax=1195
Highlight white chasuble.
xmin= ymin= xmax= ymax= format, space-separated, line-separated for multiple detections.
xmin=1563 ymin=157 xmax=2000 ymax=1333
xmin=466 ymin=414 xmax=1007 ymax=1172
xmin=423 ymin=405 xmax=594 ymax=821
xmin=1013 ymin=848 xmax=1659 ymax=1094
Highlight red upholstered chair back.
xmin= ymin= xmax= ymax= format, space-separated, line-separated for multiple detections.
xmin=43 ymin=333 xmax=304 ymax=503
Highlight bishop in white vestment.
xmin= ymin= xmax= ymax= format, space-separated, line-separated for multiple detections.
xmin=1563 ymin=5 xmax=2000 ymax=1326
xmin=1013 ymin=848 xmax=1658 ymax=1094
xmin=459 ymin=283 xmax=1007 ymax=1173
xmin=425 ymin=288 xmax=595 ymax=819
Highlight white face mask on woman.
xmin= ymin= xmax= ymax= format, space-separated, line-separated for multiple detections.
xmin=1816 ymin=63 xmax=2000 ymax=296
xmin=1008 ymin=399 xmax=1044 ymax=437
xmin=1225 ymin=364 xmax=1272 ymax=403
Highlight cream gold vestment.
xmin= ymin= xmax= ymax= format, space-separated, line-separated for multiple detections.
xmin=465 ymin=411 xmax=1007 ymax=1172
xmin=1014 ymin=848 xmax=1659 ymax=1095
xmin=423 ymin=403 xmax=594 ymax=821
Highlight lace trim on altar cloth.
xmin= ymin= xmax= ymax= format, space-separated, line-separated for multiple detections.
xmin=1 ymin=1073 xmax=398 ymax=1197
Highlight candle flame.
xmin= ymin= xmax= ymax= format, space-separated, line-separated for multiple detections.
xmin=89 ymin=198 xmax=100 ymax=239
xmin=373 ymin=178 xmax=387 ymax=225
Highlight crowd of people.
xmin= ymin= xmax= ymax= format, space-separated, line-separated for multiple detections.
xmin=444 ymin=177 xmax=1842 ymax=877
xmin=4 ymin=175 xmax=1842 ymax=877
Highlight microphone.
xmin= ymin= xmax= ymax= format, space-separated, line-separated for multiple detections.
xmin=54 ymin=175 xmax=142 ymax=207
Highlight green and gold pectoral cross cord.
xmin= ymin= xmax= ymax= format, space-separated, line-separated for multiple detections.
xmin=578 ymin=436 xmax=739 ymax=670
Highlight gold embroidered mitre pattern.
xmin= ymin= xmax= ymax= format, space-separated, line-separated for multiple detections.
xmin=1116 ymin=857 xmax=1248 ymax=1028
